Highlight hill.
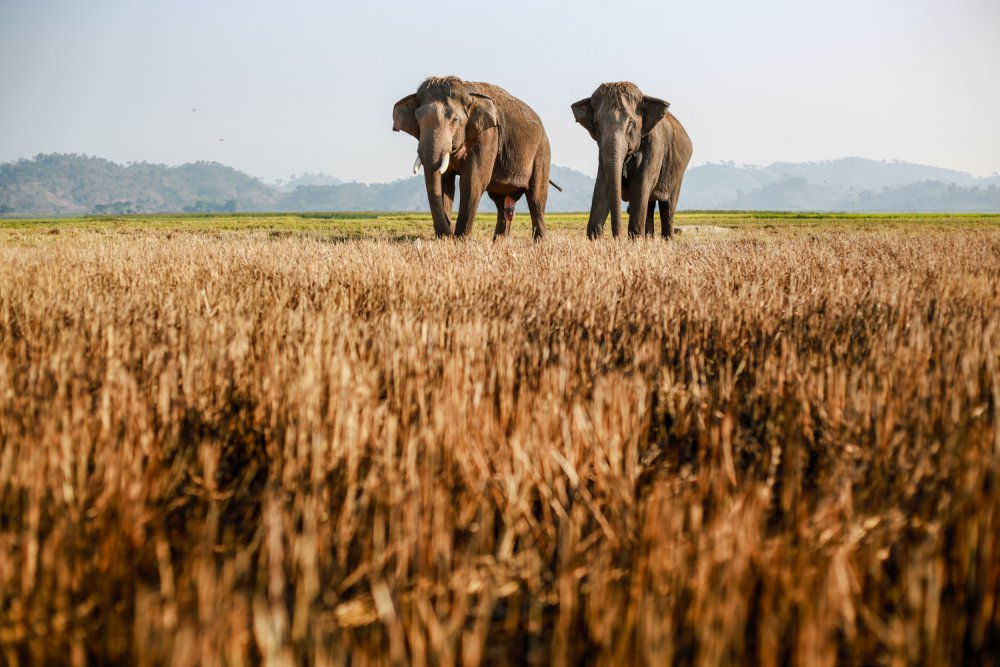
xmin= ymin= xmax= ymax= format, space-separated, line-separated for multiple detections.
xmin=0 ymin=154 xmax=279 ymax=216
xmin=0 ymin=155 xmax=594 ymax=216
xmin=681 ymin=158 xmax=1000 ymax=211
xmin=273 ymin=173 xmax=343 ymax=193
xmin=271 ymin=165 xmax=595 ymax=213
xmin=2 ymin=154 xmax=999 ymax=216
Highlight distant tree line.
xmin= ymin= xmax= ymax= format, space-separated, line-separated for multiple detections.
xmin=2 ymin=154 xmax=999 ymax=216
xmin=184 ymin=199 xmax=238 ymax=213
xmin=0 ymin=154 xmax=278 ymax=216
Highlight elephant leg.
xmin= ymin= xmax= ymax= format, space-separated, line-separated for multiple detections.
xmin=455 ymin=133 xmax=499 ymax=238
xmin=526 ymin=156 xmax=549 ymax=241
xmin=423 ymin=169 xmax=453 ymax=237
xmin=628 ymin=183 xmax=653 ymax=240
xmin=644 ymin=201 xmax=656 ymax=237
xmin=455 ymin=170 xmax=486 ymax=238
xmin=587 ymin=161 xmax=611 ymax=239
xmin=442 ymin=172 xmax=456 ymax=217
xmin=526 ymin=193 xmax=545 ymax=241
xmin=660 ymin=199 xmax=676 ymax=239
xmin=489 ymin=193 xmax=511 ymax=241
xmin=662 ymin=177 xmax=685 ymax=239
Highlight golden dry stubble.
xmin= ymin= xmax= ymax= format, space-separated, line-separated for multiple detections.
xmin=0 ymin=229 xmax=998 ymax=665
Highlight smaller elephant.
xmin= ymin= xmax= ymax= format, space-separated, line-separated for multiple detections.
xmin=572 ymin=82 xmax=692 ymax=239
xmin=392 ymin=76 xmax=554 ymax=240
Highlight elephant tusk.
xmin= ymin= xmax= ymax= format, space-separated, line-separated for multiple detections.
xmin=438 ymin=152 xmax=450 ymax=175
xmin=413 ymin=155 xmax=422 ymax=174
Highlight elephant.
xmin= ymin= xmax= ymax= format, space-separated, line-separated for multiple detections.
xmin=392 ymin=76 xmax=554 ymax=240
xmin=572 ymin=82 xmax=692 ymax=239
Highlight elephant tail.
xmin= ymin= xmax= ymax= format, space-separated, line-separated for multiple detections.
xmin=548 ymin=180 xmax=563 ymax=192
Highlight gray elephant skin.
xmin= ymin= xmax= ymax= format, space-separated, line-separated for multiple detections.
xmin=393 ymin=76 xmax=553 ymax=240
xmin=572 ymin=82 xmax=693 ymax=239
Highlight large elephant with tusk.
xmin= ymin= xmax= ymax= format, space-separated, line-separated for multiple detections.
xmin=572 ymin=81 xmax=692 ymax=239
xmin=393 ymin=76 xmax=554 ymax=240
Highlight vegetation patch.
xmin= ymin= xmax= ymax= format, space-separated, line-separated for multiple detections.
xmin=1 ymin=221 xmax=998 ymax=663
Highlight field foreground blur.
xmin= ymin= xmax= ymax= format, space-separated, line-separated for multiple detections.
xmin=1 ymin=217 xmax=999 ymax=664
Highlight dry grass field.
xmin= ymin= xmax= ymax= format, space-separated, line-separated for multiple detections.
xmin=1 ymin=214 xmax=999 ymax=665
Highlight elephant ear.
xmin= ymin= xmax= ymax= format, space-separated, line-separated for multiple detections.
xmin=571 ymin=98 xmax=597 ymax=140
xmin=640 ymin=96 xmax=670 ymax=136
xmin=466 ymin=93 xmax=498 ymax=145
xmin=392 ymin=94 xmax=420 ymax=139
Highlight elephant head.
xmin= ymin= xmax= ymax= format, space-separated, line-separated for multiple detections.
xmin=392 ymin=77 xmax=499 ymax=235
xmin=571 ymin=82 xmax=670 ymax=236
xmin=392 ymin=76 xmax=499 ymax=173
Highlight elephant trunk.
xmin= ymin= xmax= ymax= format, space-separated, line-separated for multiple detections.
xmin=600 ymin=136 xmax=627 ymax=238
xmin=418 ymin=133 xmax=451 ymax=176
xmin=423 ymin=167 xmax=452 ymax=237
xmin=418 ymin=130 xmax=455 ymax=236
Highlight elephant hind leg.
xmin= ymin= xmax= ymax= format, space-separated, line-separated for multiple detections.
xmin=489 ymin=193 xmax=513 ymax=241
xmin=644 ymin=201 xmax=656 ymax=237
xmin=659 ymin=199 xmax=676 ymax=239
xmin=526 ymin=155 xmax=549 ymax=241
xmin=526 ymin=190 xmax=546 ymax=241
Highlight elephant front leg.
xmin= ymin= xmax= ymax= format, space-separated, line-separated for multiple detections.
xmin=454 ymin=173 xmax=486 ymax=238
xmin=424 ymin=169 xmax=453 ymax=237
xmin=442 ymin=173 xmax=456 ymax=218
xmin=454 ymin=151 xmax=495 ymax=238
xmin=627 ymin=176 xmax=654 ymax=239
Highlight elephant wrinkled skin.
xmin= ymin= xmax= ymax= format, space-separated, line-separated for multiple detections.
xmin=393 ymin=76 xmax=552 ymax=240
xmin=572 ymin=82 xmax=693 ymax=239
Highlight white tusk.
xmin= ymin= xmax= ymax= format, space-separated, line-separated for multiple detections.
xmin=438 ymin=152 xmax=450 ymax=175
xmin=412 ymin=155 xmax=422 ymax=174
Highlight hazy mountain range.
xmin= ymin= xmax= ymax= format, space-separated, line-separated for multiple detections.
xmin=2 ymin=153 xmax=999 ymax=217
xmin=683 ymin=158 xmax=1000 ymax=211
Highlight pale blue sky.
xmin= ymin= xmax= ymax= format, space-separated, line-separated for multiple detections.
xmin=2 ymin=0 xmax=998 ymax=182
